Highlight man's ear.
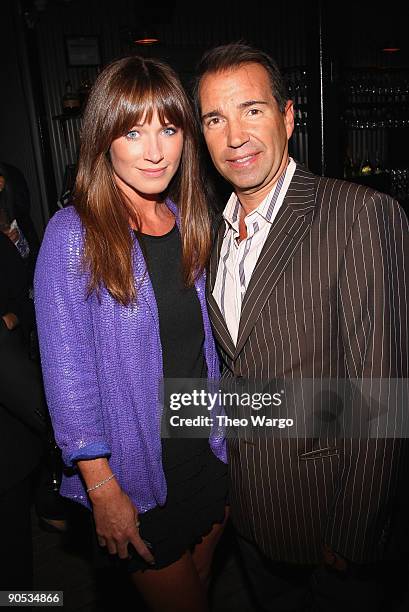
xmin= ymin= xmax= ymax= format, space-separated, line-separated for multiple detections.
xmin=284 ymin=100 xmax=295 ymax=140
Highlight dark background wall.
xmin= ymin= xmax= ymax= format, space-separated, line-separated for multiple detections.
xmin=0 ymin=0 xmax=50 ymax=238
xmin=1 ymin=0 xmax=408 ymax=236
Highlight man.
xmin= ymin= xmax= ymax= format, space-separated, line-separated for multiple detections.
xmin=194 ymin=43 xmax=408 ymax=611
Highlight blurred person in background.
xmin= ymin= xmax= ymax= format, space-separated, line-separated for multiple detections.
xmin=0 ymin=161 xmax=40 ymax=286
xmin=0 ymin=230 xmax=46 ymax=590
xmin=0 ymin=161 xmax=67 ymax=537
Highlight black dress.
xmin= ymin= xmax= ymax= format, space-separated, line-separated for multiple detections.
xmin=93 ymin=224 xmax=227 ymax=572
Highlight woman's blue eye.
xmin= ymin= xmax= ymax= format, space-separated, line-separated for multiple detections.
xmin=163 ymin=126 xmax=177 ymax=136
xmin=126 ymin=130 xmax=139 ymax=139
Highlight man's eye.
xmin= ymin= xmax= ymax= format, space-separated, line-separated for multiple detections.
xmin=207 ymin=117 xmax=221 ymax=127
xmin=126 ymin=130 xmax=139 ymax=139
xmin=248 ymin=108 xmax=261 ymax=116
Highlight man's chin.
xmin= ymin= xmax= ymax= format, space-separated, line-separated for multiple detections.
xmin=230 ymin=177 xmax=267 ymax=195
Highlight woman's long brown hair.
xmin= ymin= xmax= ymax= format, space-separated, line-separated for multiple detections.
xmin=74 ymin=55 xmax=211 ymax=305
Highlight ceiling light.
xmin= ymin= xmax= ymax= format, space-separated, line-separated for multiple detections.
xmin=133 ymin=29 xmax=160 ymax=45
xmin=381 ymin=40 xmax=400 ymax=53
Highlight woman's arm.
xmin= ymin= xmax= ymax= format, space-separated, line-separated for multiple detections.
xmin=34 ymin=209 xmax=110 ymax=466
xmin=34 ymin=209 xmax=153 ymax=563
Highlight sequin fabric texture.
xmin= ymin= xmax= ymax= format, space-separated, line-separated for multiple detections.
xmin=34 ymin=202 xmax=226 ymax=513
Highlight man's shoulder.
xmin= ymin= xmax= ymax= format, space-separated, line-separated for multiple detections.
xmin=292 ymin=163 xmax=381 ymax=204
xmin=316 ymin=175 xmax=374 ymax=198
xmin=313 ymin=174 xmax=403 ymax=219
xmin=289 ymin=164 xmax=407 ymax=231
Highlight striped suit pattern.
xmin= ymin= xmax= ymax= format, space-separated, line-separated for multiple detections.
xmin=207 ymin=164 xmax=409 ymax=564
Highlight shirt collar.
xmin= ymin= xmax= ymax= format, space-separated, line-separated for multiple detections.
xmin=222 ymin=193 xmax=241 ymax=234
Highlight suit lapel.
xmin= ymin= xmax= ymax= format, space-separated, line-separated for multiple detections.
xmin=207 ymin=218 xmax=236 ymax=359
xmin=234 ymin=165 xmax=317 ymax=358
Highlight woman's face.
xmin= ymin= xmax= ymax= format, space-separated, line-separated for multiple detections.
xmin=109 ymin=111 xmax=184 ymax=197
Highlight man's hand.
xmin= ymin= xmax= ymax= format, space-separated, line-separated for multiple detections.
xmin=2 ymin=312 xmax=19 ymax=330
xmin=3 ymin=225 xmax=20 ymax=244
xmin=322 ymin=544 xmax=348 ymax=571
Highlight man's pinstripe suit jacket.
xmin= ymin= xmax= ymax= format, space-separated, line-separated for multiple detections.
xmin=207 ymin=163 xmax=409 ymax=564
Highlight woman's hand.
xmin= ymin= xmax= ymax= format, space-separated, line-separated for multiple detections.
xmin=77 ymin=458 xmax=155 ymax=565
xmin=90 ymin=480 xmax=155 ymax=565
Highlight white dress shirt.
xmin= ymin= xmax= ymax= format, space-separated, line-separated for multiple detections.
xmin=213 ymin=157 xmax=296 ymax=345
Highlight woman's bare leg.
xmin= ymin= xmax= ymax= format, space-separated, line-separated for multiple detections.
xmin=192 ymin=506 xmax=230 ymax=589
xmin=130 ymin=550 xmax=208 ymax=612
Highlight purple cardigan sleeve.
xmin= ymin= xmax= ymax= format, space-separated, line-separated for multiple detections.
xmin=34 ymin=208 xmax=111 ymax=467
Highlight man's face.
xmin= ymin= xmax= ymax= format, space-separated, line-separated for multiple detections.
xmin=199 ymin=63 xmax=294 ymax=201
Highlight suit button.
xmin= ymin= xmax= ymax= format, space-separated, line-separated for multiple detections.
xmin=235 ymin=375 xmax=245 ymax=389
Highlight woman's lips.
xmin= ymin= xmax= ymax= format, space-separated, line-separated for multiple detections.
xmin=138 ymin=167 xmax=168 ymax=177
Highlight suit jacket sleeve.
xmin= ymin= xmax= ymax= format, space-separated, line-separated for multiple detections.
xmin=34 ymin=208 xmax=111 ymax=467
xmin=326 ymin=191 xmax=409 ymax=559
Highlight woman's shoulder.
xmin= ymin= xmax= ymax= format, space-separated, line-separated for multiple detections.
xmin=46 ymin=204 xmax=82 ymax=233
xmin=44 ymin=205 xmax=84 ymax=244
xmin=39 ymin=206 xmax=85 ymax=265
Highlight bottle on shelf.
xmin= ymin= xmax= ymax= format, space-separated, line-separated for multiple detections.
xmin=359 ymin=151 xmax=373 ymax=176
xmin=61 ymin=80 xmax=81 ymax=115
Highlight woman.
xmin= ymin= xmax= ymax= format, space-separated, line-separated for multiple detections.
xmin=34 ymin=56 xmax=227 ymax=611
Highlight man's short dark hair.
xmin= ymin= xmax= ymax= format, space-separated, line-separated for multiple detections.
xmin=192 ymin=42 xmax=289 ymax=119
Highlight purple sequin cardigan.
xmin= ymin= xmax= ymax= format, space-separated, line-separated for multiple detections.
xmin=34 ymin=202 xmax=226 ymax=513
